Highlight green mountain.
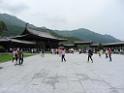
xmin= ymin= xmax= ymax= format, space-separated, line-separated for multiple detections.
xmin=0 ymin=13 xmax=26 ymax=36
xmin=53 ymin=28 xmax=120 ymax=43
xmin=0 ymin=21 xmax=7 ymax=35
xmin=0 ymin=13 xmax=120 ymax=43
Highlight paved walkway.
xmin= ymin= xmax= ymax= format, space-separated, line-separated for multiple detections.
xmin=0 ymin=53 xmax=124 ymax=93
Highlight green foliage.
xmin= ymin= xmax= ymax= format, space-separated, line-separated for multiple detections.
xmin=0 ymin=21 xmax=7 ymax=32
xmin=0 ymin=53 xmax=12 ymax=63
xmin=0 ymin=13 xmax=25 ymax=36
xmin=0 ymin=52 xmax=34 ymax=63
xmin=0 ymin=24 xmax=24 ymax=36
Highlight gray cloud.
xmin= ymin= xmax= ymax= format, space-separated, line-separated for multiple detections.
xmin=44 ymin=16 xmax=68 ymax=25
xmin=0 ymin=0 xmax=124 ymax=40
xmin=0 ymin=0 xmax=3 ymax=3
xmin=0 ymin=1 xmax=28 ymax=14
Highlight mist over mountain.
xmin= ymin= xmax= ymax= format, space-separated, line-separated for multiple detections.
xmin=0 ymin=13 xmax=120 ymax=43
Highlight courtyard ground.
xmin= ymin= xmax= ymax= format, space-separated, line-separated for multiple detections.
xmin=0 ymin=53 xmax=124 ymax=93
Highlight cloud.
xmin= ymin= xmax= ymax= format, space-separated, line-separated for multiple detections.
xmin=0 ymin=0 xmax=3 ymax=3
xmin=0 ymin=0 xmax=124 ymax=40
xmin=0 ymin=0 xmax=28 ymax=14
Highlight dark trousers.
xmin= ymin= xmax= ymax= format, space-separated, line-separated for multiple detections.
xmin=88 ymin=55 xmax=93 ymax=62
xmin=109 ymin=54 xmax=112 ymax=61
xmin=105 ymin=53 xmax=108 ymax=58
xmin=62 ymin=55 xmax=66 ymax=62
xmin=19 ymin=58 xmax=23 ymax=65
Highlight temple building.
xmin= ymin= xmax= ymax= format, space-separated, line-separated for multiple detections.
xmin=0 ymin=24 xmax=65 ymax=52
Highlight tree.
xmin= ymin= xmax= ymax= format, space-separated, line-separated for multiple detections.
xmin=0 ymin=21 xmax=7 ymax=32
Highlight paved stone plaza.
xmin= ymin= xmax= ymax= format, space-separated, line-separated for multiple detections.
xmin=0 ymin=53 xmax=124 ymax=93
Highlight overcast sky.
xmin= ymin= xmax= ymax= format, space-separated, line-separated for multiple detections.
xmin=0 ymin=0 xmax=124 ymax=40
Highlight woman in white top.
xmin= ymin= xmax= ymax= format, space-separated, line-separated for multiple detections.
xmin=61 ymin=48 xmax=66 ymax=62
xmin=12 ymin=49 xmax=18 ymax=64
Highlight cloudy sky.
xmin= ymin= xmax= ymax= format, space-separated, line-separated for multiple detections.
xmin=0 ymin=0 xmax=124 ymax=40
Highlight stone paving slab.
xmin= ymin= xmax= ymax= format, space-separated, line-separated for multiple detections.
xmin=0 ymin=53 xmax=124 ymax=93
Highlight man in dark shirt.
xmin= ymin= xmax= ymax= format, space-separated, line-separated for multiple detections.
xmin=88 ymin=48 xmax=93 ymax=63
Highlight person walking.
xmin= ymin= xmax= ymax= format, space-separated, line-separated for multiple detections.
xmin=88 ymin=48 xmax=93 ymax=63
xmin=108 ymin=48 xmax=112 ymax=61
xmin=105 ymin=49 xmax=108 ymax=58
xmin=61 ymin=48 xmax=66 ymax=62
xmin=12 ymin=48 xmax=18 ymax=65
xmin=40 ymin=49 xmax=45 ymax=57
xmin=18 ymin=49 xmax=24 ymax=65
xmin=12 ymin=48 xmax=16 ymax=62
xmin=98 ymin=50 xmax=101 ymax=57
